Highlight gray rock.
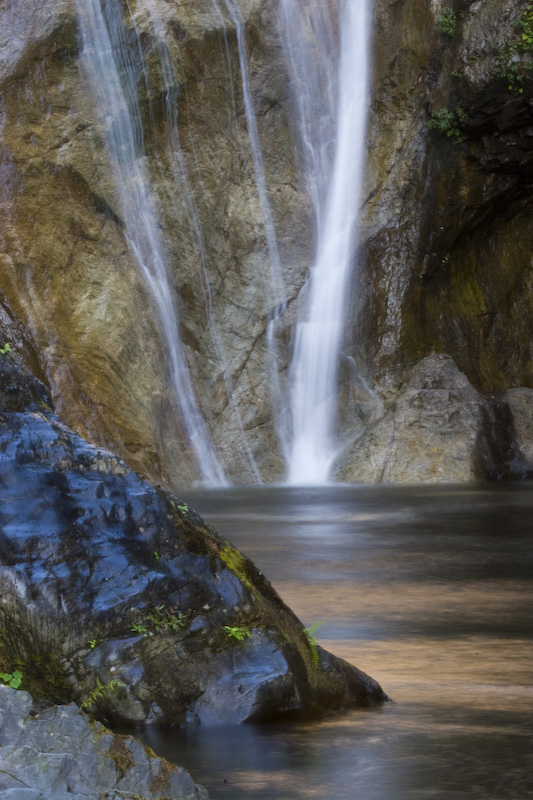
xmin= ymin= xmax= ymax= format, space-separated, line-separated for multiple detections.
xmin=0 ymin=685 xmax=208 ymax=800
xmin=336 ymin=353 xmax=518 ymax=483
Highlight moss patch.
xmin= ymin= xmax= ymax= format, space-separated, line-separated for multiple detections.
xmin=108 ymin=735 xmax=136 ymax=779
xmin=219 ymin=544 xmax=258 ymax=597
xmin=150 ymin=758 xmax=178 ymax=794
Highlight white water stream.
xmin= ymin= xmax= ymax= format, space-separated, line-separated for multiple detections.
xmin=281 ymin=0 xmax=371 ymax=484
xmin=75 ymin=0 xmax=226 ymax=486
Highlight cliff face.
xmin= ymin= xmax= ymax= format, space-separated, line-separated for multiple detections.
xmin=359 ymin=0 xmax=533 ymax=395
xmin=0 ymin=0 xmax=532 ymax=487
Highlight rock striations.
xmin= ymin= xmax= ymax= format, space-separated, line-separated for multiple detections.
xmin=0 ymin=684 xmax=208 ymax=800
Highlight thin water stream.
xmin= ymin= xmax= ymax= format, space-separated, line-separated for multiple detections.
xmin=75 ymin=0 xmax=226 ymax=486
xmin=283 ymin=0 xmax=370 ymax=483
xmin=137 ymin=484 xmax=533 ymax=799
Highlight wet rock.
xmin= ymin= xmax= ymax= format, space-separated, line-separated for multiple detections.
xmin=0 ymin=360 xmax=387 ymax=726
xmin=0 ymin=685 xmax=208 ymax=800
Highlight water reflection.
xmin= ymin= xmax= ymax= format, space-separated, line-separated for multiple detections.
xmin=142 ymin=485 xmax=533 ymax=799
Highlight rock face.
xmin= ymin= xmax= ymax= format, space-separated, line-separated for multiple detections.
xmin=0 ymin=0 xmax=532 ymax=486
xmin=0 ymin=685 xmax=208 ymax=800
xmin=357 ymin=0 xmax=533 ymax=393
xmin=0 ymin=358 xmax=387 ymax=727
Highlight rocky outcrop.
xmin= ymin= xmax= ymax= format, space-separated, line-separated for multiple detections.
xmin=0 ymin=358 xmax=387 ymax=726
xmin=0 ymin=685 xmax=208 ymax=799
xmin=0 ymin=0 xmax=304 ymax=487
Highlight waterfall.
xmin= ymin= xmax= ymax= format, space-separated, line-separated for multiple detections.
xmin=75 ymin=0 xmax=227 ymax=486
xmin=280 ymin=0 xmax=371 ymax=485
xmin=73 ymin=0 xmax=370 ymax=487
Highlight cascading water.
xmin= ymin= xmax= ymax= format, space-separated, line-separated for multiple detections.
xmin=75 ymin=0 xmax=226 ymax=486
xmin=74 ymin=0 xmax=370 ymax=487
xmin=140 ymin=0 xmax=262 ymax=482
xmin=280 ymin=0 xmax=371 ymax=485
xmin=214 ymin=0 xmax=289 ymax=454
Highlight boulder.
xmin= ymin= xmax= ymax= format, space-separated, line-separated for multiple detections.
xmin=336 ymin=353 xmax=528 ymax=483
xmin=0 ymin=685 xmax=208 ymax=800
xmin=0 ymin=358 xmax=387 ymax=726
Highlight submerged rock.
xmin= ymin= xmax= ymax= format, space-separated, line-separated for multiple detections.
xmin=0 ymin=685 xmax=208 ymax=800
xmin=0 ymin=359 xmax=387 ymax=727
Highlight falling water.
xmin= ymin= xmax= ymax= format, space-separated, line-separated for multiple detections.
xmin=140 ymin=0 xmax=262 ymax=482
xmin=281 ymin=0 xmax=371 ymax=484
xmin=75 ymin=0 xmax=226 ymax=485
xmin=218 ymin=0 xmax=286 ymax=309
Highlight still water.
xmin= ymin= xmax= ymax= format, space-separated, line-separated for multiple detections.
xmin=142 ymin=484 xmax=533 ymax=799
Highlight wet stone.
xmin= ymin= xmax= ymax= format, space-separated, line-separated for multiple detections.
xmin=0 ymin=361 xmax=387 ymax=728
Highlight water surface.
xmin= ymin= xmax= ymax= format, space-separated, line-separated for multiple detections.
xmin=144 ymin=484 xmax=533 ymax=799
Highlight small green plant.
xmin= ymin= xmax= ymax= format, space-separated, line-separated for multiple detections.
xmin=437 ymin=7 xmax=457 ymax=37
xmin=0 ymin=343 xmax=12 ymax=355
xmin=131 ymin=605 xmax=186 ymax=638
xmin=223 ymin=625 xmax=252 ymax=641
xmin=146 ymin=605 xmax=186 ymax=634
xmin=131 ymin=621 xmax=149 ymax=636
xmin=80 ymin=677 xmax=125 ymax=711
xmin=427 ymin=107 xmax=464 ymax=142
xmin=0 ymin=669 xmax=23 ymax=689
xmin=153 ymin=551 xmax=160 ymax=560
xmin=88 ymin=639 xmax=101 ymax=650
xmin=497 ymin=3 xmax=533 ymax=92
xmin=304 ymin=621 xmax=325 ymax=667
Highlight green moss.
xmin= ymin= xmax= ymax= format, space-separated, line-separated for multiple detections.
xmin=11 ymin=652 xmax=69 ymax=704
xmin=219 ymin=544 xmax=258 ymax=596
xmin=467 ymin=277 xmax=487 ymax=313
xmin=150 ymin=759 xmax=178 ymax=794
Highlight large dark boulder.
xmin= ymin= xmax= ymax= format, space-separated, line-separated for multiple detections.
xmin=0 ymin=358 xmax=387 ymax=727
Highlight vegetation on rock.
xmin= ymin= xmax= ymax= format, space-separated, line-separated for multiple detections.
xmin=437 ymin=7 xmax=458 ymax=37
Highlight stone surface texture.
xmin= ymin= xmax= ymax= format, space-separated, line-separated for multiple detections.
xmin=337 ymin=353 xmax=527 ymax=482
xmin=0 ymin=685 xmax=208 ymax=800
